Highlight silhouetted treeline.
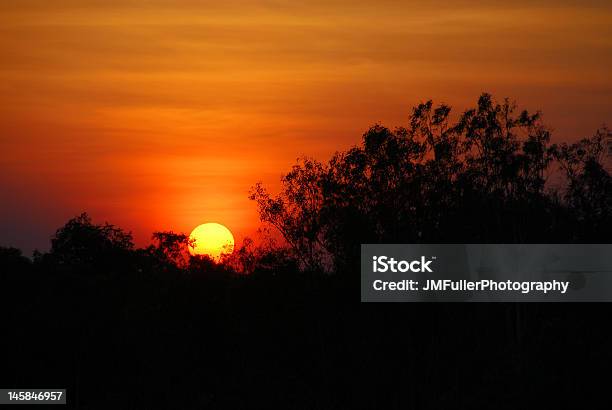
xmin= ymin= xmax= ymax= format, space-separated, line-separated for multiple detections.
xmin=1 ymin=94 xmax=611 ymax=409
xmin=252 ymin=94 xmax=611 ymax=272
xmin=3 ymin=94 xmax=610 ymax=277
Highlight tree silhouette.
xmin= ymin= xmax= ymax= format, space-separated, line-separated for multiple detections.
xmin=250 ymin=159 xmax=328 ymax=271
xmin=552 ymin=127 xmax=612 ymax=240
xmin=42 ymin=212 xmax=134 ymax=271
xmin=251 ymin=94 xmax=612 ymax=272
xmin=149 ymin=231 xmax=194 ymax=269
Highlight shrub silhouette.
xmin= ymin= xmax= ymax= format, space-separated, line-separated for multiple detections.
xmin=0 ymin=246 xmax=32 ymax=278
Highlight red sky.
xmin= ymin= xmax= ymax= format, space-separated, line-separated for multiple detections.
xmin=1 ymin=1 xmax=611 ymax=254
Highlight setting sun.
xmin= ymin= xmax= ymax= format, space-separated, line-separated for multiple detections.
xmin=189 ymin=223 xmax=235 ymax=261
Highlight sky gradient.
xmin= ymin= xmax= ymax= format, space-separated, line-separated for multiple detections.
xmin=1 ymin=0 xmax=611 ymax=254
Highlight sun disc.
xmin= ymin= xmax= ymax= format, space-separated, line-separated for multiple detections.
xmin=189 ymin=223 xmax=234 ymax=261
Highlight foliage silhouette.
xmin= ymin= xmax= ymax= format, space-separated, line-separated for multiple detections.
xmin=0 ymin=246 xmax=31 ymax=277
xmin=251 ymin=94 xmax=611 ymax=272
xmin=33 ymin=213 xmax=135 ymax=273
xmin=149 ymin=231 xmax=194 ymax=269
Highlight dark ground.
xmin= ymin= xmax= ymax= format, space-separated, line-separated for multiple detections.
xmin=1 ymin=267 xmax=609 ymax=409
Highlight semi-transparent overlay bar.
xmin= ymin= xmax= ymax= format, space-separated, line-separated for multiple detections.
xmin=0 ymin=389 xmax=66 ymax=405
xmin=361 ymin=244 xmax=612 ymax=302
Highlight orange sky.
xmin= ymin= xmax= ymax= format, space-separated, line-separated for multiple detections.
xmin=0 ymin=1 xmax=611 ymax=254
